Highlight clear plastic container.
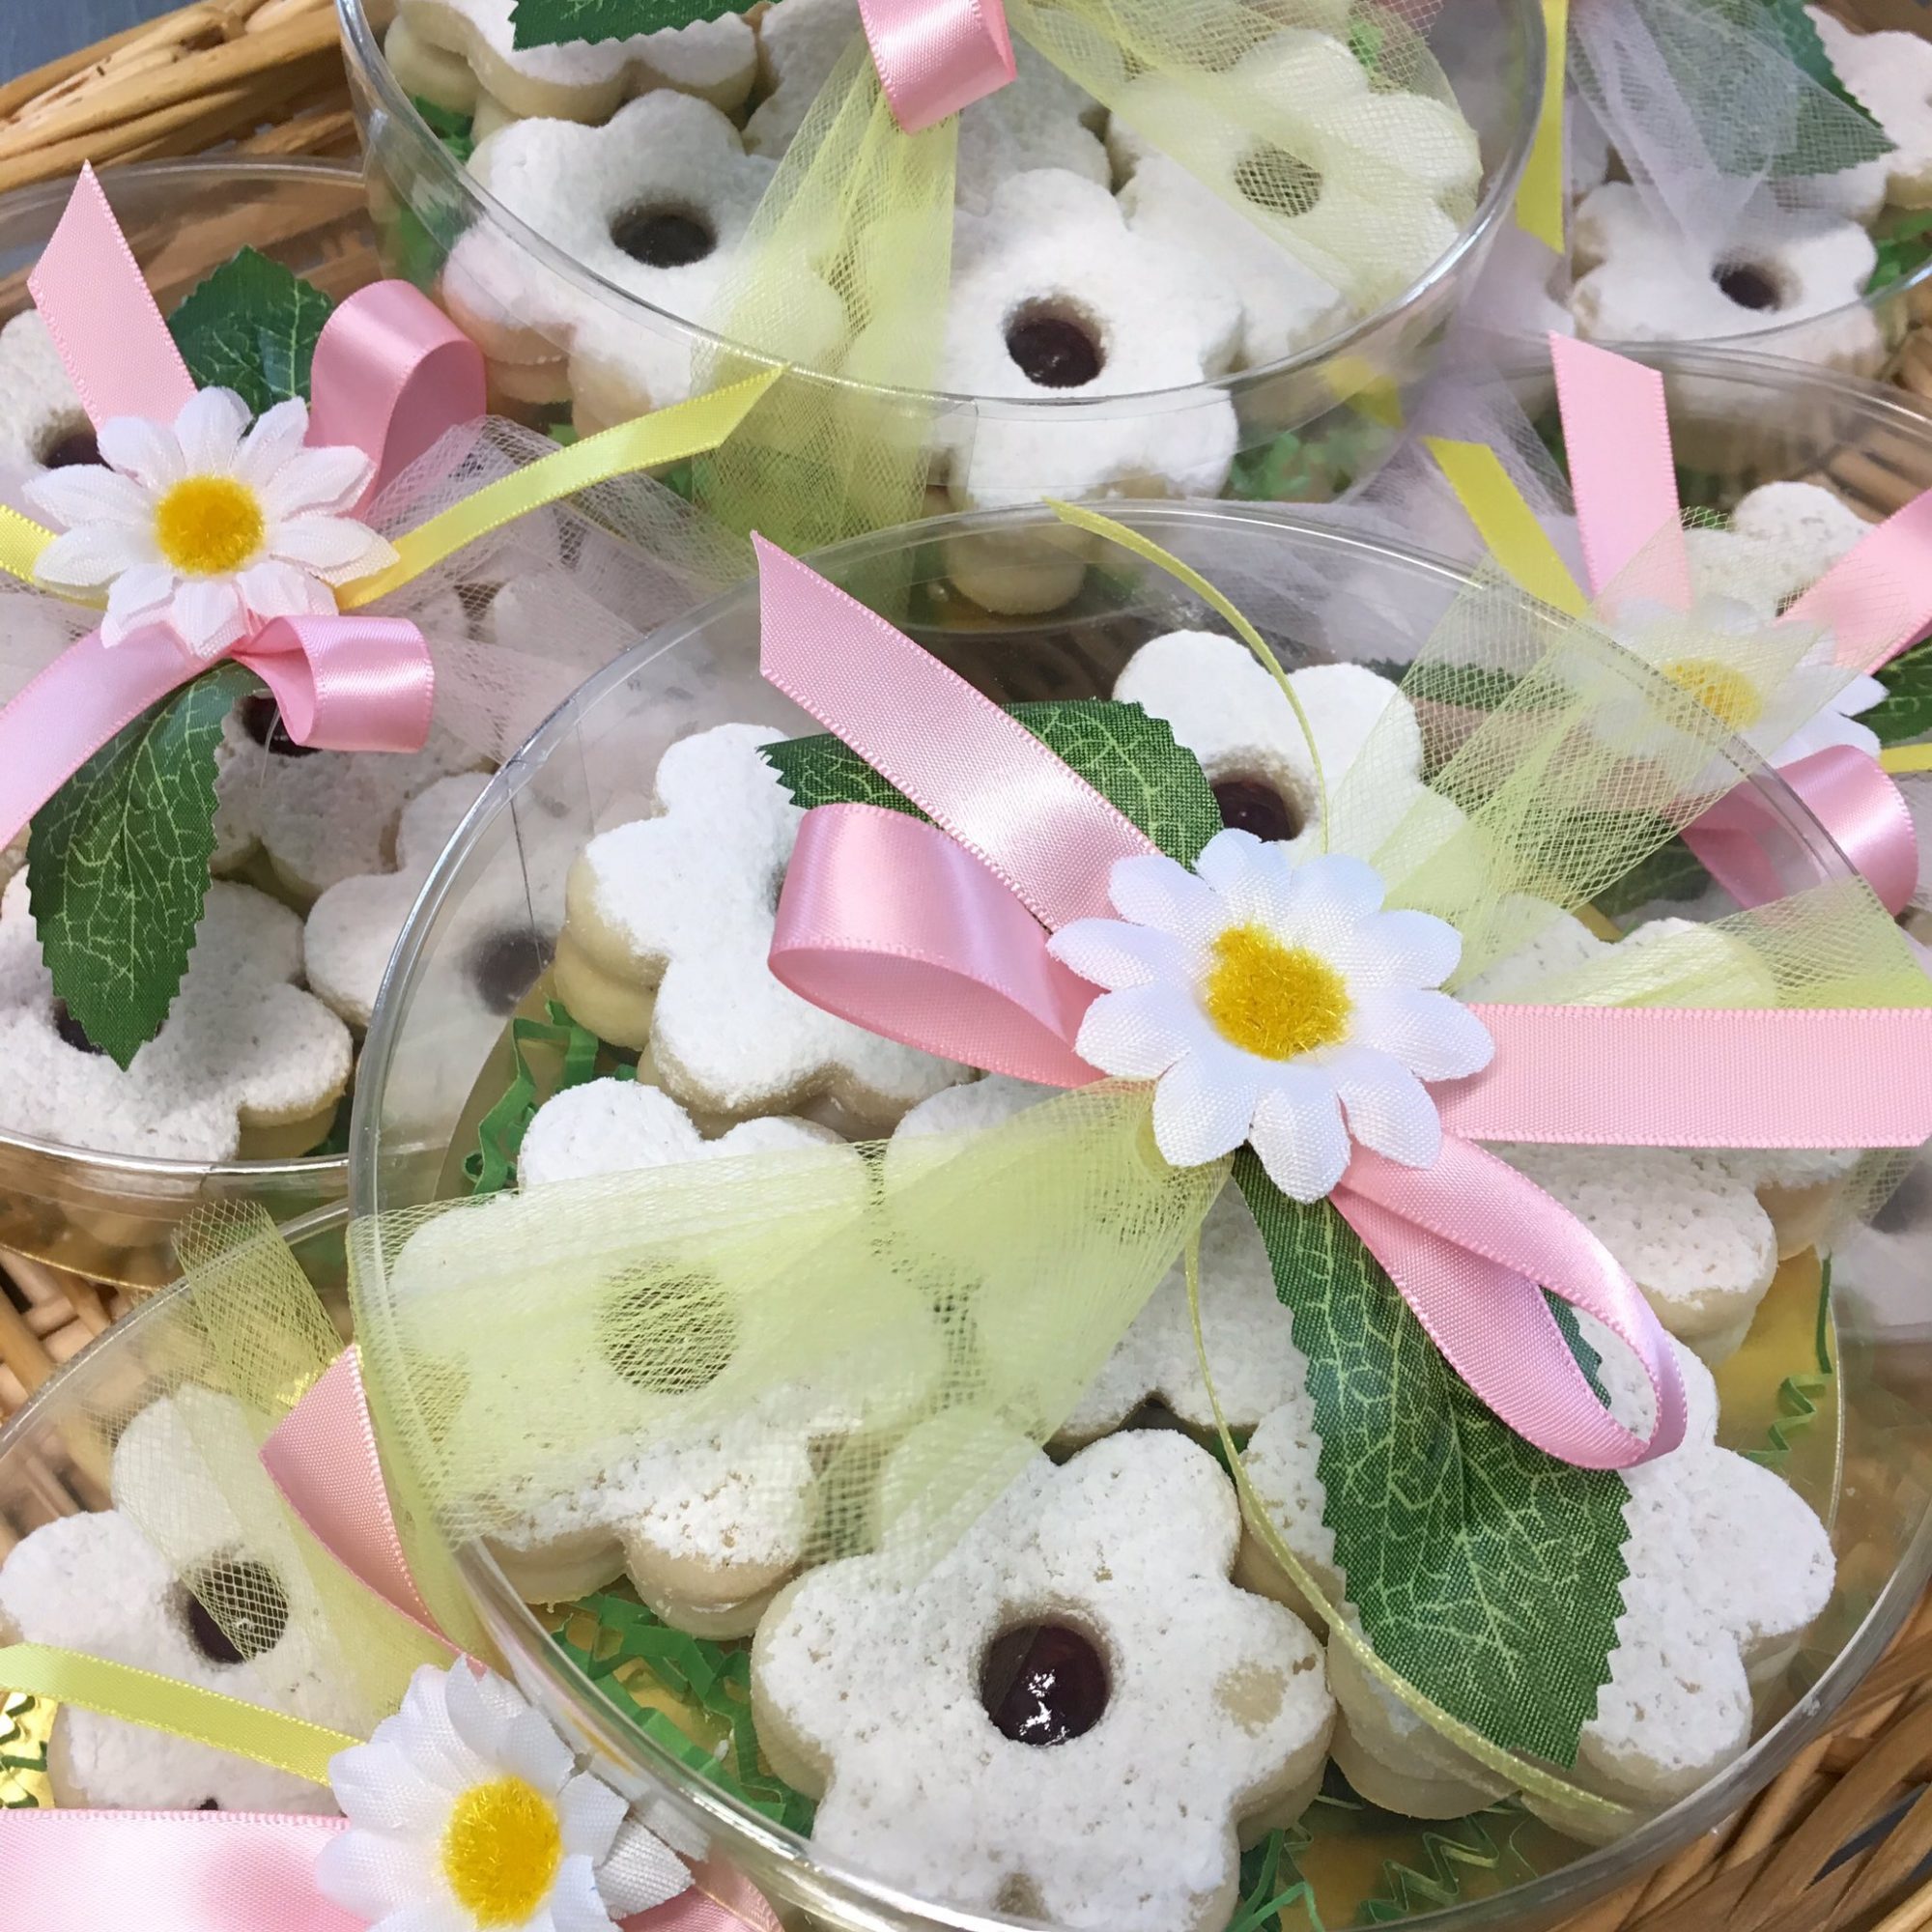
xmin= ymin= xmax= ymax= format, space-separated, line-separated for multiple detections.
xmin=0 ymin=161 xmax=385 ymax=1289
xmin=350 ymin=497 xmax=1932 ymax=1931
xmin=335 ymin=0 xmax=1546 ymax=555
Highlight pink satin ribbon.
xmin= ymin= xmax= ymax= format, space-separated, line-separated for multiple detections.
xmin=1 ymin=1813 xmax=781 ymax=1932
xmin=0 ymin=178 xmax=492 ymax=846
xmin=854 ymin=0 xmax=1015 ymax=131
xmin=757 ymin=541 xmax=1693 ymax=1467
xmin=1787 ymin=490 xmax=1932 ymax=675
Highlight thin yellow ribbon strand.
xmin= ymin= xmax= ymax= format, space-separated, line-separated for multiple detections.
xmin=340 ymin=370 xmax=781 ymax=609
xmin=1045 ymin=499 xmax=1331 ymax=851
xmin=1515 ymin=0 xmax=1571 ymax=253
xmin=0 ymin=1643 xmax=356 ymax=1785
xmin=1182 ymin=1239 xmax=1632 ymax=1833
xmin=0 ymin=502 xmax=55 ymax=586
xmin=1880 ymin=743 xmax=1932 ymax=775
xmin=1426 ymin=438 xmax=1589 ymax=617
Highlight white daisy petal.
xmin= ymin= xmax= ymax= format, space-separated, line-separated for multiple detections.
xmin=1350 ymin=987 xmax=1494 ymax=1080
xmin=596 ymin=1819 xmax=693 ymax=1917
xmin=1150 ymin=1042 xmax=1264 ymax=1168
xmin=26 ymin=464 xmax=155 ymax=530
xmin=1834 ymin=672 xmax=1889 ymax=720
xmin=361 ymin=1903 xmax=472 ymax=1932
xmin=1321 ymin=1043 xmax=1441 ymax=1167
xmin=332 ymin=1745 xmax=459 ymax=1837
xmin=235 ymin=398 xmax=313 ymax=487
xmin=398 ymin=1665 xmax=493 ymax=1790
xmin=1776 ymin=705 xmax=1881 ymax=763
xmin=172 ymin=386 xmax=250 ymax=471
xmin=240 ymin=556 xmax=335 ymax=620
xmin=168 ymin=579 xmax=247 ymax=659
xmin=1048 ymin=917 xmax=1187 ymax=991
xmin=105 ymin=561 xmax=179 ymax=629
xmin=36 ymin=522 xmax=152 ymax=590
xmin=1192 ymin=827 xmax=1279 ymax=922
xmin=1248 ymin=1068 xmax=1351 ymax=1202
xmin=1073 ymin=983 xmax=1204 ymax=1080
xmin=1279 ymin=852 xmax=1387 ymax=950
xmin=270 ymin=513 xmax=398 ymax=582
xmin=97 ymin=414 xmax=185 ymax=492
xmin=1338 ymin=907 xmax=1463 ymax=991
xmin=1106 ymin=852 xmax=1228 ymax=945
xmin=542 ymin=1858 xmax=615 ymax=1932
xmin=554 ymin=1776 xmax=627 ymax=1864
xmin=313 ymin=1826 xmax=442 ymax=1921
xmin=261 ymin=440 xmax=377 ymax=518
xmin=497 ymin=1705 xmax=576 ymax=1795
xmin=443 ymin=1662 xmax=515 ymax=1766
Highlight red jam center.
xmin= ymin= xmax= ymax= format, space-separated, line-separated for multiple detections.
xmin=468 ymin=928 xmax=554 ymax=1016
xmin=182 ymin=1559 xmax=289 ymax=1665
xmin=1716 ymin=263 xmax=1780 ymax=312
xmin=241 ymin=694 xmax=319 ymax=759
xmin=1005 ymin=313 xmax=1103 ymax=389
xmin=43 ymin=428 xmax=101 ymax=469
xmin=611 ymin=209 xmax=717 ymax=269
xmin=1213 ymin=778 xmax=1301 ymax=842
xmin=51 ymin=1000 xmax=105 ymax=1056
xmin=980 ymin=1622 xmax=1108 ymax=1746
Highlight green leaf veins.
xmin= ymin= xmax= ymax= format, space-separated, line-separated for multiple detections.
xmin=166 ymin=247 xmax=334 ymax=416
xmin=511 ymin=0 xmax=757 ymax=48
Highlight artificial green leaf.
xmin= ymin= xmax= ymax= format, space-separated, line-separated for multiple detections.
xmin=26 ymin=662 xmax=262 ymax=1068
xmin=1867 ymin=209 xmax=1932 ymax=298
xmin=1587 ymin=833 xmax=1710 ymax=919
xmin=412 ymin=94 xmax=476 ymax=164
xmin=166 ymin=247 xmax=335 ymax=416
xmin=511 ymin=0 xmax=755 ymax=48
xmin=1866 ymin=635 xmax=1932 ymax=746
xmin=764 ymin=697 xmax=1223 ymax=867
xmin=1236 ymin=1153 xmax=1631 ymax=1763
xmin=1728 ymin=0 xmax=1893 ymax=172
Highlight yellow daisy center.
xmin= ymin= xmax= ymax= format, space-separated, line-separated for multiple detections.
xmin=153 ymin=474 xmax=265 ymax=577
xmin=1203 ymin=924 xmax=1352 ymax=1061
xmin=440 ymin=1776 xmax=563 ymax=1927
xmin=1659 ymin=656 xmax=1764 ymax=732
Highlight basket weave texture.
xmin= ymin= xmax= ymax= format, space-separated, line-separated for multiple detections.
xmin=2 ymin=7 xmax=1932 ymax=1930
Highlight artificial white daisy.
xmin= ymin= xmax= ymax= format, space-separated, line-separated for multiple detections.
xmin=1048 ymin=836 xmax=1492 ymax=1202
xmin=25 ymin=387 xmax=397 ymax=660
xmin=314 ymin=1662 xmax=690 ymax=1932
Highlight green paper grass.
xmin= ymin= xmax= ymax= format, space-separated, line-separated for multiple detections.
xmin=465 ymin=1000 xmax=629 ymax=1196
xmin=1747 ymin=1259 xmax=1834 ymax=1473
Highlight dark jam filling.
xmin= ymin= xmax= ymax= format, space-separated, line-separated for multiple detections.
xmin=51 ymin=1000 xmax=105 ymax=1056
xmin=599 ymin=1266 xmax=737 ymax=1394
xmin=1715 ymin=262 xmax=1780 ymax=312
xmin=240 ymin=694 xmax=319 ymax=759
xmin=1212 ymin=778 xmax=1301 ymax=843
xmin=181 ymin=1558 xmax=290 ymax=1665
xmin=980 ymin=1622 xmax=1108 ymax=1746
xmin=1234 ymin=145 xmax=1323 ymax=218
xmin=43 ymin=428 xmax=101 ymax=469
xmin=1005 ymin=312 xmax=1104 ymax=389
xmin=611 ymin=208 xmax=717 ymax=269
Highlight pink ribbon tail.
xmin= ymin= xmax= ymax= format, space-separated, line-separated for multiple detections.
xmin=1333 ymin=1140 xmax=1687 ymax=1467
xmin=28 ymin=164 xmax=195 ymax=428
xmin=854 ymin=0 xmax=1016 ymax=131
xmin=1783 ymin=488 xmax=1932 ymax=673
xmin=1450 ymin=1002 xmax=1932 ymax=1147
xmin=772 ymin=803 xmax=1101 ymax=1084
xmin=306 ymin=282 xmax=487 ymax=505
xmin=1684 ymin=743 xmax=1919 ymax=916
xmin=236 ymin=616 xmax=435 ymax=756
xmin=261 ymin=1349 xmax=445 ymax=1642
xmin=1549 ymin=333 xmax=1690 ymax=609
xmin=755 ymin=535 xmax=1154 ymax=929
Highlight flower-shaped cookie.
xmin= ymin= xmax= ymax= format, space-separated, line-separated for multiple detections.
xmin=933 ymin=171 xmax=1243 ymax=515
xmin=1686 ymin=479 xmax=1872 ymax=623
xmin=397 ymin=0 xmax=755 ymax=120
xmin=0 ymin=873 xmax=351 ymax=1161
xmin=1240 ymin=1315 xmax=1834 ymax=1821
xmin=443 ymin=93 xmax=840 ymax=430
xmin=0 ymin=1386 xmax=364 ymax=1810
xmin=752 ymin=1429 xmax=1334 ymax=1932
xmin=1107 ymin=30 xmax=1481 ymax=306
xmin=0 ymin=310 xmax=92 ymax=476
xmin=304 ymin=773 xmax=496 ymax=1028
xmin=552 ymin=721 xmax=967 ymax=1132
xmin=1569 ymin=185 xmax=1882 ymax=372
xmin=1811 ymin=10 xmax=1932 ymax=209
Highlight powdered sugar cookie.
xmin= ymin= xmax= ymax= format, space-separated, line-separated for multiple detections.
xmin=752 ymin=1429 xmax=1334 ymax=1932
xmin=0 ymin=873 xmax=351 ymax=1163
xmin=1569 ymin=184 xmax=1882 ymax=373
xmin=1108 ymin=31 xmax=1480 ymax=303
xmin=1686 ymin=480 xmax=1871 ymax=617
xmin=1122 ymin=156 xmax=1353 ymax=371
xmin=384 ymin=14 xmax=485 ymax=116
xmin=744 ymin=0 xmax=857 ymax=158
xmin=552 ymin=722 xmax=967 ymax=1132
xmin=303 ymin=773 xmax=495 ymax=1028
xmin=0 ymin=310 xmax=93 ymax=477
xmin=1240 ymin=1317 xmax=1833 ymax=1825
xmin=397 ymin=0 xmax=754 ymax=120
xmin=0 ymin=1385 xmax=364 ymax=1811
xmin=1810 ymin=10 xmax=1932 ymax=210
xmin=213 ymin=687 xmax=481 ymax=903
xmin=443 ymin=95 xmax=839 ymax=429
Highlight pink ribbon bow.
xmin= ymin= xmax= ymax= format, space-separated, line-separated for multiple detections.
xmin=856 ymin=0 xmax=1015 ymax=131
xmin=0 ymin=1346 xmax=785 ymax=1932
xmin=0 ymin=167 xmax=489 ymax=850
xmin=1549 ymin=334 xmax=1931 ymax=916
xmin=754 ymin=537 xmax=1932 ymax=1471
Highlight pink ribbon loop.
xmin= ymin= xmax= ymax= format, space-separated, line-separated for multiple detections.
xmin=238 ymin=616 xmax=435 ymax=757
xmin=854 ymin=0 xmax=1016 ymax=131
xmin=1333 ymin=1141 xmax=1687 ymax=1469
xmin=305 ymin=282 xmax=487 ymax=504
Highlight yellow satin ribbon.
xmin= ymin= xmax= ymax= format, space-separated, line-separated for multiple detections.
xmin=1515 ymin=0 xmax=1571 ymax=253
xmin=1046 ymin=499 xmax=1331 ymax=847
xmin=0 ymin=369 xmax=781 ymax=605
xmin=0 ymin=1643 xmax=355 ymax=1786
xmin=1880 ymin=743 xmax=1932 ymax=774
xmin=1426 ymin=438 xmax=1589 ymax=616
